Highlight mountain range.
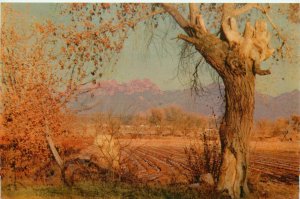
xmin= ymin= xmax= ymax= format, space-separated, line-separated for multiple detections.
xmin=71 ymin=79 xmax=300 ymax=120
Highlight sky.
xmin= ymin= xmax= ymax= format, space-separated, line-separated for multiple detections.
xmin=4 ymin=3 xmax=300 ymax=96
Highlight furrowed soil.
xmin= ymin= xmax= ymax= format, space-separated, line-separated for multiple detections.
xmin=2 ymin=135 xmax=299 ymax=199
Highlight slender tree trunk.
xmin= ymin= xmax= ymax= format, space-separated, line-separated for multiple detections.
xmin=217 ymin=74 xmax=255 ymax=198
xmin=45 ymin=124 xmax=64 ymax=169
xmin=46 ymin=134 xmax=64 ymax=169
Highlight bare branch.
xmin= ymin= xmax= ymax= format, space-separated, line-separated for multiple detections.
xmin=223 ymin=3 xmax=260 ymax=19
xmin=161 ymin=3 xmax=190 ymax=33
xmin=45 ymin=123 xmax=64 ymax=169
xmin=243 ymin=21 xmax=254 ymax=38
xmin=222 ymin=17 xmax=243 ymax=46
xmin=178 ymin=34 xmax=198 ymax=45
xmin=254 ymin=65 xmax=271 ymax=76
xmin=259 ymin=6 xmax=291 ymax=57
xmin=99 ymin=9 xmax=166 ymax=35
xmin=232 ymin=3 xmax=260 ymax=17
xmin=195 ymin=14 xmax=207 ymax=34
xmin=253 ymin=57 xmax=271 ymax=76
xmin=189 ymin=4 xmax=199 ymax=24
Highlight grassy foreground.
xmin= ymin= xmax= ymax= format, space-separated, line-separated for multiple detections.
xmin=3 ymin=180 xmax=298 ymax=199
xmin=3 ymin=182 xmax=213 ymax=199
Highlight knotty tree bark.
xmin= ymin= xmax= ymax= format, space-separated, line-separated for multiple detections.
xmin=161 ymin=3 xmax=274 ymax=198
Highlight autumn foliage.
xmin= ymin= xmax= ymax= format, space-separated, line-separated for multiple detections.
xmin=0 ymin=5 xmax=68 ymax=183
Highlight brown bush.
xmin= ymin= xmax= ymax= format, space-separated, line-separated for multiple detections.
xmin=272 ymin=118 xmax=289 ymax=136
xmin=291 ymin=115 xmax=300 ymax=131
xmin=254 ymin=117 xmax=294 ymax=139
xmin=184 ymin=130 xmax=221 ymax=184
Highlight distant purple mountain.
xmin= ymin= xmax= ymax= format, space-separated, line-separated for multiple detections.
xmin=71 ymin=79 xmax=300 ymax=120
xmin=79 ymin=79 xmax=161 ymax=96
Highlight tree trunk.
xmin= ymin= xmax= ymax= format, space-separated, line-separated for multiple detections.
xmin=217 ymin=74 xmax=255 ymax=199
xmin=160 ymin=4 xmax=273 ymax=199
xmin=45 ymin=124 xmax=64 ymax=169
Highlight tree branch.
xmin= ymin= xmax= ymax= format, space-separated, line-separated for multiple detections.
xmin=178 ymin=34 xmax=198 ymax=44
xmin=258 ymin=6 xmax=290 ymax=57
xmin=161 ymin=3 xmax=190 ymax=34
xmin=195 ymin=14 xmax=207 ymax=34
xmin=232 ymin=3 xmax=260 ymax=17
xmin=45 ymin=123 xmax=64 ymax=169
xmin=163 ymin=4 xmax=228 ymax=77
xmin=101 ymin=9 xmax=166 ymax=34
xmin=222 ymin=17 xmax=243 ymax=46
xmin=189 ymin=4 xmax=199 ymax=24
xmin=223 ymin=3 xmax=260 ymax=19
xmin=178 ymin=33 xmax=229 ymax=77
xmin=254 ymin=62 xmax=271 ymax=76
xmin=223 ymin=3 xmax=288 ymax=56
xmin=255 ymin=68 xmax=271 ymax=76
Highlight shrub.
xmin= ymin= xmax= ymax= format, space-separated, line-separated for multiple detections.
xmin=184 ymin=130 xmax=221 ymax=183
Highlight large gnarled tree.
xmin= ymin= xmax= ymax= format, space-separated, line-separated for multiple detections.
xmin=161 ymin=3 xmax=274 ymax=198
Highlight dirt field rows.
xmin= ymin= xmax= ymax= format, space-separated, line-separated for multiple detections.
xmin=122 ymin=139 xmax=299 ymax=185
xmin=249 ymin=152 xmax=299 ymax=183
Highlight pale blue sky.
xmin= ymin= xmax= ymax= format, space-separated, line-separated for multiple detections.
xmin=6 ymin=3 xmax=300 ymax=96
